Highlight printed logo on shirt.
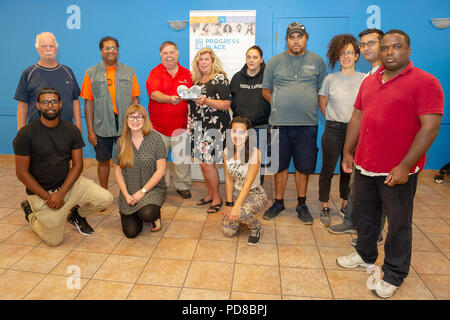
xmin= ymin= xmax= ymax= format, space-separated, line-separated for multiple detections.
xmin=303 ymin=65 xmax=315 ymax=71
xmin=179 ymin=79 xmax=190 ymax=84
xmin=107 ymin=78 xmax=112 ymax=86
xmin=240 ymin=84 xmax=263 ymax=89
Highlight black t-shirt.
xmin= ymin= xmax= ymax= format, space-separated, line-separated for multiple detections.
xmin=13 ymin=120 xmax=85 ymax=194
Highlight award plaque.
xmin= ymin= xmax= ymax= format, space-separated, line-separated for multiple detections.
xmin=177 ymin=85 xmax=201 ymax=99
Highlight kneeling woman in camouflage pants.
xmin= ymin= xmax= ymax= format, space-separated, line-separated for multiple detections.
xmin=222 ymin=116 xmax=268 ymax=245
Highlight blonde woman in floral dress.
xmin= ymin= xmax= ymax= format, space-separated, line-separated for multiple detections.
xmin=188 ymin=48 xmax=231 ymax=214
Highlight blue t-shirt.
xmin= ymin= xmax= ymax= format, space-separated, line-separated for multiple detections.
xmin=14 ymin=63 xmax=81 ymax=123
xmin=263 ymin=50 xmax=327 ymax=126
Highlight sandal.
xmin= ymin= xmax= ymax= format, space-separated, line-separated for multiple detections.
xmin=207 ymin=200 xmax=223 ymax=214
xmin=197 ymin=198 xmax=213 ymax=206
xmin=151 ymin=219 xmax=162 ymax=232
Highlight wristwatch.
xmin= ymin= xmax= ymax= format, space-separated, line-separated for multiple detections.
xmin=141 ymin=188 xmax=147 ymax=194
xmin=225 ymin=201 xmax=234 ymax=207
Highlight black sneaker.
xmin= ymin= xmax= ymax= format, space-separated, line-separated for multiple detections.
xmin=248 ymin=226 xmax=262 ymax=245
xmin=67 ymin=205 xmax=94 ymax=235
xmin=21 ymin=200 xmax=32 ymax=222
xmin=176 ymin=189 xmax=192 ymax=199
xmin=296 ymin=204 xmax=313 ymax=225
xmin=434 ymin=174 xmax=444 ymax=184
xmin=338 ymin=205 xmax=348 ymax=219
xmin=263 ymin=202 xmax=285 ymax=220
xmin=320 ymin=207 xmax=331 ymax=227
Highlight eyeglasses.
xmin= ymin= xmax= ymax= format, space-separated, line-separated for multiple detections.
xmin=359 ymin=40 xmax=379 ymax=48
xmin=340 ymin=51 xmax=355 ymax=57
xmin=38 ymin=99 xmax=59 ymax=106
xmin=127 ymin=115 xmax=144 ymax=122
xmin=102 ymin=46 xmax=118 ymax=51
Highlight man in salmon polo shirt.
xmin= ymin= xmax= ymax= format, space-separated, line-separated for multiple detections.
xmin=81 ymin=36 xmax=141 ymax=190
xmin=337 ymin=29 xmax=444 ymax=299
xmin=146 ymin=41 xmax=193 ymax=199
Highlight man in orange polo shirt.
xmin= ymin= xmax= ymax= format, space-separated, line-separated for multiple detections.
xmin=81 ymin=36 xmax=140 ymax=190
xmin=146 ymin=41 xmax=193 ymax=198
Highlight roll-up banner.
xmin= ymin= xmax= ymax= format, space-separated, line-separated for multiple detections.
xmin=189 ymin=10 xmax=256 ymax=182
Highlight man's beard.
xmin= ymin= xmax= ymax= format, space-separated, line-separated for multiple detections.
xmin=40 ymin=108 xmax=61 ymax=120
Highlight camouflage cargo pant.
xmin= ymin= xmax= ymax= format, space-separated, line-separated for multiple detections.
xmin=222 ymin=185 xmax=268 ymax=237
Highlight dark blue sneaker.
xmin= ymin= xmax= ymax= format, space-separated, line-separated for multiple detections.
xmin=296 ymin=204 xmax=313 ymax=225
xmin=263 ymin=202 xmax=285 ymax=220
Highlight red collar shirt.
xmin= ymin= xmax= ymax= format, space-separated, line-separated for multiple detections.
xmin=354 ymin=61 xmax=444 ymax=174
xmin=146 ymin=63 xmax=193 ymax=136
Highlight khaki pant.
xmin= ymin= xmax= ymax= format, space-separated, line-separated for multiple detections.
xmin=155 ymin=129 xmax=191 ymax=190
xmin=27 ymin=176 xmax=114 ymax=246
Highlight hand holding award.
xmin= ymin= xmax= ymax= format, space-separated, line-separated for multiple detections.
xmin=177 ymin=85 xmax=202 ymax=100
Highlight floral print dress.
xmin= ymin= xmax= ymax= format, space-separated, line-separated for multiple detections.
xmin=187 ymin=72 xmax=231 ymax=163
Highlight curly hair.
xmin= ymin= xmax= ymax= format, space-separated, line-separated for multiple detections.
xmin=326 ymin=34 xmax=360 ymax=70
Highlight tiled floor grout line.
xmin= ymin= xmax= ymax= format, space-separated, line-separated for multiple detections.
xmin=24 ymin=247 xmax=76 ymax=300
xmin=71 ymin=192 xmax=130 ymax=300
xmin=412 ymin=220 xmax=447 ymax=256
xmin=175 ymin=205 xmax=209 ymax=300
xmin=318 ymin=195 xmax=342 ymax=300
xmin=19 ymin=270 xmax=48 ymax=300
xmin=228 ymin=234 xmax=239 ymax=300
xmin=410 ymin=219 xmax=447 ymax=300
xmin=273 ymin=219 xmax=284 ymax=300
xmin=263 ymin=178 xmax=284 ymax=300
xmin=70 ymin=209 xmax=115 ymax=300
xmin=410 ymin=265 xmax=438 ymax=300
xmin=123 ymin=207 xmax=176 ymax=300
xmin=3 ymin=218 xmax=45 ymax=301
xmin=8 ymin=231 xmax=75 ymax=300
xmin=310 ymin=223 xmax=336 ymax=300
xmin=72 ymin=253 xmax=110 ymax=300
xmin=409 ymin=205 xmax=450 ymax=299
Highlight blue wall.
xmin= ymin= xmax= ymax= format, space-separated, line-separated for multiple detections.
xmin=1 ymin=0 xmax=449 ymax=170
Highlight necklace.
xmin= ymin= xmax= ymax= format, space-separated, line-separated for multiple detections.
xmin=287 ymin=51 xmax=306 ymax=80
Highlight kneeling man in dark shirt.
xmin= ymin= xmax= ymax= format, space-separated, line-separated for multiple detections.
xmin=13 ymin=87 xmax=113 ymax=246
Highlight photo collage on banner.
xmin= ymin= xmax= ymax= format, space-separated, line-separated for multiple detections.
xmin=190 ymin=10 xmax=256 ymax=80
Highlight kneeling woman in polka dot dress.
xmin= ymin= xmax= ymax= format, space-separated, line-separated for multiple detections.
xmin=113 ymin=104 xmax=167 ymax=237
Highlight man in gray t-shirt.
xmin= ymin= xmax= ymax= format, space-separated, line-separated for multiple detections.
xmin=262 ymin=22 xmax=327 ymax=224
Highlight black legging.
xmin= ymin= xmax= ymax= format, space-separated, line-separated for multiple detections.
xmin=120 ymin=204 xmax=161 ymax=238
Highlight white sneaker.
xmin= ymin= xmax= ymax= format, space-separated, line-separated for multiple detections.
xmin=336 ymin=251 xmax=375 ymax=269
xmin=372 ymin=280 xmax=398 ymax=299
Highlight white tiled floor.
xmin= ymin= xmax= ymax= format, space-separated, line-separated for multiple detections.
xmin=0 ymin=157 xmax=449 ymax=300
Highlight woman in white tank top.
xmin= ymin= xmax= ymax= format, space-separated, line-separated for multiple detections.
xmin=222 ymin=116 xmax=268 ymax=245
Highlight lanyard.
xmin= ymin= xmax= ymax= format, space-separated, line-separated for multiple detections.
xmin=287 ymin=51 xmax=307 ymax=80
